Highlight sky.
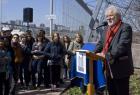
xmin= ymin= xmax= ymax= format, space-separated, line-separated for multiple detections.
xmin=0 ymin=0 xmax=62 ymax=26
xmin=0 ymin=0 xmax=97 ymax=27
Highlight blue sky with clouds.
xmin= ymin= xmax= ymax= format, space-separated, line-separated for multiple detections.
xmin=0 ymin=0 xmax=63 ymax=26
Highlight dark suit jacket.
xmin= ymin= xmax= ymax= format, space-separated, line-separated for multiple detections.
xmin=95 ymin=22 xmax=134 ymax=79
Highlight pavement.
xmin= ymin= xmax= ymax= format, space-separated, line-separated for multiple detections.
xmin=17 ymin=80 xmax=70 ymax=95
xmin=18 ymin=88 xmax=63 ymax=95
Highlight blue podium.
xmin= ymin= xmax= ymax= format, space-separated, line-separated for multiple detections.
xmin=70 ymin=43 xmax=106 ymax=95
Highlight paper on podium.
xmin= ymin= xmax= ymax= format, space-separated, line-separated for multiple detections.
xmin=76 ymin=50 xmax=95 ymax=74
xmin=76 ymin=50 xmax=87 ymax=74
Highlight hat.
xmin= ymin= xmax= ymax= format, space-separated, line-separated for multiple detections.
xmin=2 ymin=27 xmax=11 ymax=32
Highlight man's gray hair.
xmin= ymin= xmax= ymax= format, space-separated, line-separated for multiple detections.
xmin=105 ymin=5 xmax=121 ymax=17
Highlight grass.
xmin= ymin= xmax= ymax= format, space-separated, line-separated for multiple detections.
xmin=65 ymin=87 xmax=82 ymax=95
xmin=129 ymin=70 xmax=140 ymax=95
xmin=64 ymin=70 xmax=140 ymax=95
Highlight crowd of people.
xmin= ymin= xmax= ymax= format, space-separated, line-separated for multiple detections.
xmin=0 ymin=27 xmax=84 ymax=95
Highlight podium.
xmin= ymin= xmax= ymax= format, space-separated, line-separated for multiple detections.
xmin=75 ymin=50 xmax=105 ymax=95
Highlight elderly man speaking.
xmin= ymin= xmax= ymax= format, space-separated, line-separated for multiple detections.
xmin=94 ymin=5 xmax=134 ymax=95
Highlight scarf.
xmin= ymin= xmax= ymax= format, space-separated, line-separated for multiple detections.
xmin=102 ymin=20 xmax=122 ymax=54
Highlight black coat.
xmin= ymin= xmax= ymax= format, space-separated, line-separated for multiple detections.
xmin=43 ymin=41 xmax=66 ymax=65
xmin=95 ymin=22 xmax=134 ymax=79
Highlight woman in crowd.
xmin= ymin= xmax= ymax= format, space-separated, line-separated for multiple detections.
xmin=19 ymin=34 xmax=31 ymax=89
xmin=43 ymin=32 xmax=66 ymax=90
xmin=68 ymin=33 xmax=84 ymax=54
xmin=0 ymin=39 xmax=11 ymax=95
xmin=31 ymin=34 xmax=46 ymax=89
xmin=11 ymin=34 xmax=23 ymax=95
xmin=62 ymin=35 xmax=71 ymax=79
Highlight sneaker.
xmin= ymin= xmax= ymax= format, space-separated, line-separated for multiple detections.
xmin=37 ymin=87 xmax=41 ymax=90
xmin=51 ymin=84 xmax=56 ymax=91
xmin=31 ymin=86 xmax=37 ymax=90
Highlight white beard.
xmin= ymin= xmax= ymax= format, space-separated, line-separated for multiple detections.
xmin=108 ymin=20 xmax=115 ymax=26
xmin=107 ymin=17 xmax=119 ymax=27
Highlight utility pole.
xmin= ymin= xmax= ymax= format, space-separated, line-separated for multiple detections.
xmin=0 ymin=0 xmax=3 ymax=31
xmin=50 ymin=0 xmax=54 ymax=37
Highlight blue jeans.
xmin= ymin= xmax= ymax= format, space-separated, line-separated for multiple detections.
xmin=31 ymin=60 xmax=44 ymax=87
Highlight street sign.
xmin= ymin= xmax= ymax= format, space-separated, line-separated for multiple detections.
xmin=46 ymin=15 xmax=56 ymax=20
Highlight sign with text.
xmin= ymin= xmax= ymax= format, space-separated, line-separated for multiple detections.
xmin=76 ymin=51 xmax=87 ymax=74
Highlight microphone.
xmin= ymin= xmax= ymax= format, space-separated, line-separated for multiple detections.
xmin=93 ymin=21 xmax=108 ymax=30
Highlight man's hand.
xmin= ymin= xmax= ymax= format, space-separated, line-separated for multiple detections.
xmin=96 ymin=53 xmax=105 ymax=58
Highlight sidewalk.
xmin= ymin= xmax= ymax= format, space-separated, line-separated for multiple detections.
xmin=17 ymin=79 xmax=70 ymax=95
